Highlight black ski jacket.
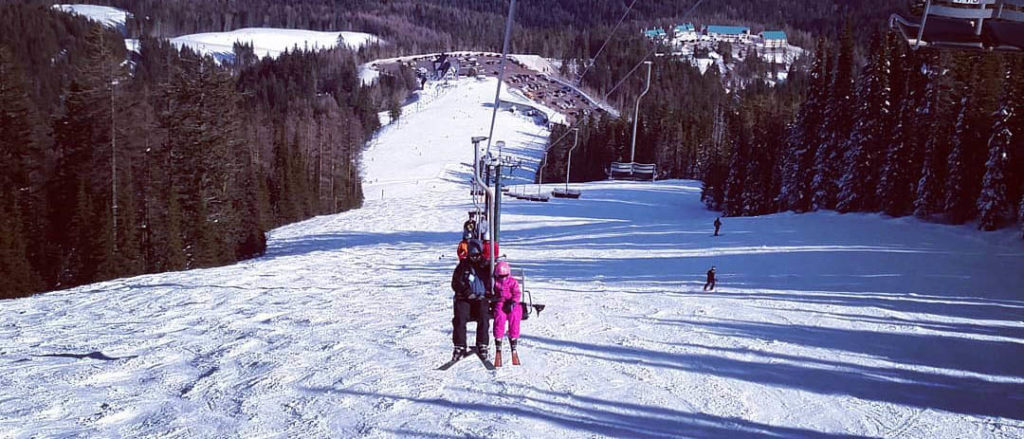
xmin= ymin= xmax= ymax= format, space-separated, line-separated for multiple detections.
xmin=451 ymin=259 xmax=492 ymax=299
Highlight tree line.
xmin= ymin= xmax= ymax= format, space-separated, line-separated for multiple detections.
xmin=544 ymin=27 xmax=1022 ymax=236
xmin=36 ymin=0 xmax=898 ymax=58
xmin=1 ymin=4 xmax=379 ymax=298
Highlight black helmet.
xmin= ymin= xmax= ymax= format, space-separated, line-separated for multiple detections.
xmin=467 ymin=239 xmax=484 ymax=257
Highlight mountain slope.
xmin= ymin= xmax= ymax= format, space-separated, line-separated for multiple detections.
xmin=170 ymin=28 xmax=378 ymax=63
xmin=0 ymin=78 xmax=1021 ymax=438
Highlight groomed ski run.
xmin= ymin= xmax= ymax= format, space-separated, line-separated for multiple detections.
xmin=1 ymin=77 xmax=1022 ymax=438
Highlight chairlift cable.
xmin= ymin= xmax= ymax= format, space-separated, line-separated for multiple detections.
xmin=577 ymin=0 xmax=640 ymax=86
xmin=485 ymin=0 xmax=518 ymax=157
xmin=603 ymin=0 xmax=707 ymax=100
xmin=545 ymin=0 xmax=708 ymax=152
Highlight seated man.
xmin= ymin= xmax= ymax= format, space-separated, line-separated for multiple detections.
xmin=450 ymin=239 xmax=492 ymax=360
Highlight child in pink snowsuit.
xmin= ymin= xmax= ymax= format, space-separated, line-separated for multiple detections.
xmin=493 ymin=270 xmax=522 ymax=338
xmin=492 ymin=261 xmax=522 ymax=366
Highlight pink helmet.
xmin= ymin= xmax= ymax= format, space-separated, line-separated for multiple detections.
xmin=494 ymin=261 xmax=511 ymax=277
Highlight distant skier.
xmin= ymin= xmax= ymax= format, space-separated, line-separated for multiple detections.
xmin=492 ymin=261 xmax=522 ymax=367
xmin=450 ymin=239 xmax=492 ymax=361
xmin=713 ymin=217 xmax=722 ymax=236
xmin=703 ymin=266 xmax=716 ymax=291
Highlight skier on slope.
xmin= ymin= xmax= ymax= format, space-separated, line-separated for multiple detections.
xmin=703 ymin=266 xmax=716 ymax=291
xmin=492 ymin=261 xmax=522 ymax=367
xmin=450 ymin=239 xmax=492 ymax=361
xmin=713 ymin=217 xmax=722 ymax=236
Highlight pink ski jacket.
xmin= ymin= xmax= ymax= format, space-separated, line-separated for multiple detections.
xmin=494 ymin=274 xmax=522 ymax=304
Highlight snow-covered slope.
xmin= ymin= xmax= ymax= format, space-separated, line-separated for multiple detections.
xmin=170 ymin=28 xmax=377 ymax=63
xmin=52 ymin=4 xmax=135 ymax=52
xmin=1 ymin=78 xmax=1022 ymax=438
xmin=53 ymin=4 xmax=130 ymax=33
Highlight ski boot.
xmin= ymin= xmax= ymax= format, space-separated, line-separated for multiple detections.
xmin=451 ymin=345 xmax=467 ymax=362
xmin=494 ymin=339 xmax=503 ymax=367
xmin=510 ymin=338 xmax=520 ymax=365
xmin=476 ymin=344 xmax=489 ymax=361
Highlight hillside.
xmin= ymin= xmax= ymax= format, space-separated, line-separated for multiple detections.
xmin=1 ymin=77 xmax=1021 ymax=438
xmin=170 ymin=28 xmax=378 ymax=63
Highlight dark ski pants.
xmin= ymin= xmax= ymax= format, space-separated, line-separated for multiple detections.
xmin=703 ymin=280 xmax=715 ymax=291
xmin=714 ymin=226 xmax=720 ymax=236
xmin=453 ymin=297 xmax=490 ymax=348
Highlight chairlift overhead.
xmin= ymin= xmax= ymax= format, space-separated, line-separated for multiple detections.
xmin=552 ymin=128 xmax=582 ymax=199
xmin=889 ymin=0 xmax=1024 ymax=51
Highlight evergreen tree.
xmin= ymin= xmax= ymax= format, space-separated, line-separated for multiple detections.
xmin=0 ymin=189 xmax=38 ymax=298
xmin=723 ymin=107 xmax=750 ymax=216
xmin=779 ymin=38 xmax=826 ymax=213
xmin=164 ymin=187 xmax=187 ymax=271
xmin=977 ymin=105 xmax=1014 ymax=231
xmin=914 ymin=56 xmax=953 ymax=219
xmin=1019 ymin=198 xmax=1024 ymax=239
xmin=944 ymin=96 xmax=975 ymax=224
xmin=812 ymin=26 xmax=853 ymax=211
xmin=0 ymin=46 xmax=42 ymax=294
xmin=877 ymin=39 xmax=919 ymax=217
xmin=162 ymin=54 xmax=247 ymax=267
xmin=50 ymin=81 xmax=100 ymax=285
xmin=837 ymin=33 xmax=889 ymax=213
xmin=945 ymin=55 xmax=1003 ymax=224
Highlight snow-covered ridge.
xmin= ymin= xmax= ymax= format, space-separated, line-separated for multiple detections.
xmin=51 ymin=5 xmax=379 ymax=62
xmin=53 ymin=4 xmax=130 ymax=33
xmin=170 ymin=28 xmax=378 ymax=63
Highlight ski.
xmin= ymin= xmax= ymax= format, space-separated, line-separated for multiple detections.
xmin=511 ymin=351 xmax=521 ymax=366
xmin=477 ymin=352 xmax=496 ymax=370
xmin=437 ymin=357 xmax=463 ymax=371
xmin=437 ymin=352 xmax=472 ymax=371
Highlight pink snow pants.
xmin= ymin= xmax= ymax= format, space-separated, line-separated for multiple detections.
xmin=493 ymin=301 xmax=522 ymax=339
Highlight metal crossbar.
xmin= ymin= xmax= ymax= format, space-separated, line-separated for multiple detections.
xmin=891 ymin=0 xmax=1023 ymax=50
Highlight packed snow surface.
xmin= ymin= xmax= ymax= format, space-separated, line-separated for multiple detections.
xmin=1 ymin=78 xmax=1023 ymax=438
xmin=170 ymin=28 xmax=377 ymax=63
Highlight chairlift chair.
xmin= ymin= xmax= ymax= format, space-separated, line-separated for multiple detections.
xmin=552 ymin=188 xmax=582 ymax=198
xmin=509 ymin=267 xmax=545 ymax=320
xmin=553 ymin=128 xmax=583 ymax=199
xmin=890 ymin=0 xmax=1024 ymax=51
xmin=608 ymin=162 xmax=658 ymax=181
xmin=608 ymin=161 xmax=635 ymax=180
xmin=632 ymin=163 xmax=657 ymax=181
